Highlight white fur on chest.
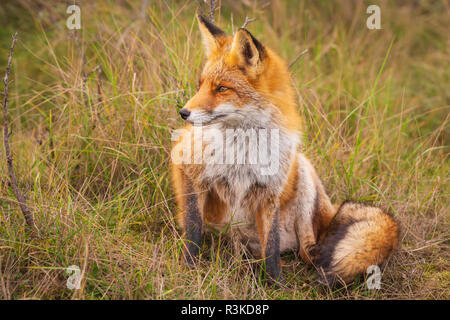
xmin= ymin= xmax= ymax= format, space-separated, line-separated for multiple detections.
xmin=194 ymin=105 xmax=300 ymax=226
xmin=201 ymin=129 xmax=297 ymax=196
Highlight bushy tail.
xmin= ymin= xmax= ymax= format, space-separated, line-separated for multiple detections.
xmin=316 ymin=201 xmax=399 ymax=285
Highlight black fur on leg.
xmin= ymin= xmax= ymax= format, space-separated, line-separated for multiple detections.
xmin=264 ymin=208 xmax=284 ymax=287
xmin=183 ymin=180 xmax=202 ymax=266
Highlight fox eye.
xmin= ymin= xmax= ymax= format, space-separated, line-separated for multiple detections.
xmin=215 ymin=86 xmax=229 ymax=93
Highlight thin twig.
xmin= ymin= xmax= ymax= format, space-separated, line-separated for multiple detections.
xmin=96 ymin=67 xmax=103 ymax=106
xmin=87 ymin=64 xmax=101 ymax=78
xmin=74 ymin=32 xmax=101 ymax=105
xmin=231 ymin=13 xmax=234 ymax=34
xmin=73 ymin=30 xmax=88 ymax=108
xmin=209 ymin=0 xmax=216 ymax=23
xmin=140 ymin=0 xmax=149 ymax=20
xmin=194 ymin=0 xmax=205 ymax=16
xmin=73 ymin=31 xmax=102 ymax=127
xmin=288 ymin=48 xmax=309 ymax=70
xmin=93 ymin=66 xmax=104 ymax=129
xmin=241 ymin=16 xmax=256 ymax=29
xmin=2 ymin=32 xmax=39 ymax=236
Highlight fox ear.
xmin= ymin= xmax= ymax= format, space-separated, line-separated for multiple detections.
xmin=197 ymin=14 xmax=226 ymax=57
xmin=230 ymin=28 xmax=265 ymax=73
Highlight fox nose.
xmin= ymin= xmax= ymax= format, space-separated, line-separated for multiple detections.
xmin=179 ymin=109 xmax=191 ymax=120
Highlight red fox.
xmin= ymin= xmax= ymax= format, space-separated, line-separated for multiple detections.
xmin=171 ymin=15 xmax=399 ymax=286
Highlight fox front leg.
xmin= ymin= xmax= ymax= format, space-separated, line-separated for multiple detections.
xmin=182 ymin=180 xmax=202 ymax=266
xmin=256 ymin=204 xmax=282 ymax=285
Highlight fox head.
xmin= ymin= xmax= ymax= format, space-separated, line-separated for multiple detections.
xmin=179 ymin=15 xmax=300 ymax=132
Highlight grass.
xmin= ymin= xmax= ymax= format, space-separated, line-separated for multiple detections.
xmin=0 ymin=0 xmax=448 ymax=299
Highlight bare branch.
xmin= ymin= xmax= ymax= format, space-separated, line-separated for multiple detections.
xmin=73 ymin=31 xmax=86 ymax=81
xmin=231 ymin=13 xmax=235 ymax=34
xmin=96 ymin=66 xmax=103 ymax=106
xmin=140 ymin=0 xmax=149 ymax=19
xmin=194 ymin=0 xmax=205 ymax=16
xmin=209 ymin=0 xmax=216 ymax=23
xmin=2 ymin=32 xmax=39 ymax=236
xmin=241 ymin=16 xmax=256 ymax=29
xmin=288 ymin=49 xmax=309 ymax=70
xmin=73 ymin=30 xmax=102 ymax=126
xmin=73 ymin=30 xmax=88 ymax=109
xmin=87 ymin=64 xmax=102 ymax=78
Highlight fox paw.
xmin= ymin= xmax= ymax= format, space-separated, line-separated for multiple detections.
xmin=305 ymin=243 xmax=320 ymax=263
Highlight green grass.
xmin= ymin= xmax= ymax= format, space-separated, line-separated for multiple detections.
xmin=0 ymin=0 xmax=448 ymax=299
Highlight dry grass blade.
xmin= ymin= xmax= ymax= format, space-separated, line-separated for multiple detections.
xmin=289 ymin=49 xmax=309 ymax=70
